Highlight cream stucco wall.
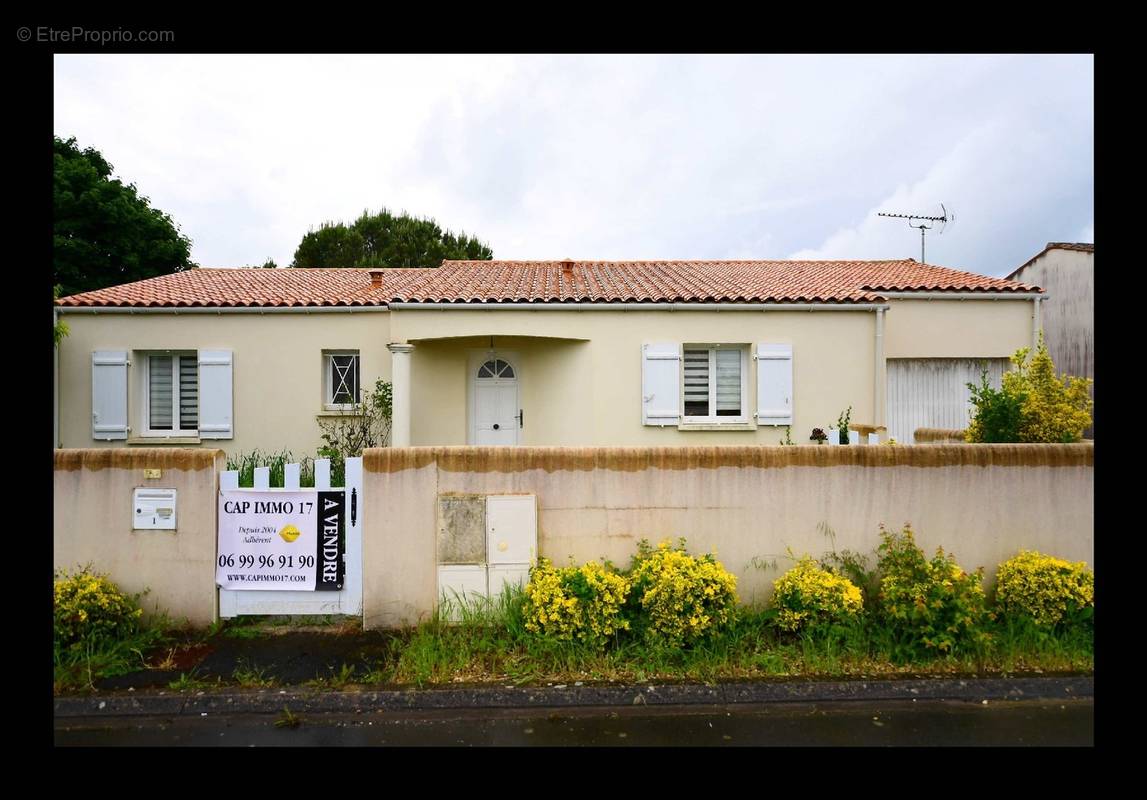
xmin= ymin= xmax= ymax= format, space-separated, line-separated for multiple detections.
xmin=395 ymin=310 xmax=878 ymax=446
xmin=54 ymin=449 xmax=225 ymax=626
xmin=362 ymin=445 xmax=1094 ymax=629
xmin=58 ymin=312 xmax=392 ymax=459
xmin=883 ymin=299 xmax=1034 ymax=359
xmin=57 ymin=298 xmax=1036 ymax=453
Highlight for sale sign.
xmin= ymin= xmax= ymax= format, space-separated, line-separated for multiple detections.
xmin=217 ymin=490 xmax=344 ymax=591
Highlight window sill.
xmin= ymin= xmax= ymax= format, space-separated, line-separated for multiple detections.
xmin=316 ymin=410 xmax=365 ymax=418
xmin=127 ymin=436 xmax=202 ymax=445
xmin=678 ymin=422 xmax=757 ymax=432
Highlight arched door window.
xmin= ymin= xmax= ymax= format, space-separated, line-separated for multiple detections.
xmin=476 ymin=359 xmax=515 ymax=379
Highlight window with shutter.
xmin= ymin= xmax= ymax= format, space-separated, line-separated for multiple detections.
xmin=682 ymin=345 xmax=747 ymax=423
xmin=143 ymin=352 xmax=199 ymax=436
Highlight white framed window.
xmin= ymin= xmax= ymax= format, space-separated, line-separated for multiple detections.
xmin=143 ymin=352 xmax=199 ymax=437
xmin=324 ymin=351 xmax=361 ymax=410
xmin=682 ymin=345 xmax=748 ymax=423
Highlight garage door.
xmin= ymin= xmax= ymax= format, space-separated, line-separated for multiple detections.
xmin=886 ymin=358 xmax=1009 ymax=443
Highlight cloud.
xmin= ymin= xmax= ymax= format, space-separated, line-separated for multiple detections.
xmin=53 ymin=54 xmax=1093 ymax=276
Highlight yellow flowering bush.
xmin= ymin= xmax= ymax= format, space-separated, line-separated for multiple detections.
xmin=771 ymin=558 xmax=863 ymax=633
xmin=628 ymin=540 xmax=738 ymax=648
xmin=966 ymin=338 xmax=1092 ymax=443
xmin=876 ymin=525 xmax=990 ymax=656
xmin=995 ymin=551 xmax=1094 ymax=627
xmin=522 ymin=558 xmax=631 ymax=649
xmin=54 ymin=567 xmax=144 ymax=651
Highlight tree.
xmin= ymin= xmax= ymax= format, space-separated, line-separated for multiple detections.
xmin=291 ymin=208 xmax=492 ymax=268
xmin=53 ymin=285 xmax=68 ymax=347
xmin=54 ymin=136 xmax=194 ymax=297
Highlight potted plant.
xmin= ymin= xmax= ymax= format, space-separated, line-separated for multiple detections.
xmin=810 ymin=427 xmax=827 ymax=444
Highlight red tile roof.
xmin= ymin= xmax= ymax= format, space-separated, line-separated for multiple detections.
xmin=56 ymin=268 xmax=433 ymax=308
xmin=57 ymin=260 xmax=1041 ymax=308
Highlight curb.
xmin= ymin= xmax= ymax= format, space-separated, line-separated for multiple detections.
xmin=54 ymin=676 xmax=1092 ymax=718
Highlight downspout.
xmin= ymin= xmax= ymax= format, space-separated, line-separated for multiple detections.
xmin=874 ymin=307 xmax=885 ymax=430
xmin=53 ymin=306 xmax=60 ymax=449
xmin=1032 ymin=296 xmax=1043 ymax=351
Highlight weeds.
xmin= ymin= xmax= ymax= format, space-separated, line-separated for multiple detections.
xmin=275 ymin=706 xmax=302 ymax=729
xmin=232 ymin=660 xmax=275 ymax=688
xmin=168 ymin=669 xmax=218 ymax=691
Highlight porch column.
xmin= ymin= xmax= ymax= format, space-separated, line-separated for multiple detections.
xmin=873 ymin=307 xmax=886 ymax=428
xmin=388 ymin=343 xmax=415 ymax=447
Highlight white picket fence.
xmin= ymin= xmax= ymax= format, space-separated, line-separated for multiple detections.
xmin=217 ymin=456 xmax=363 ymax=618
xmin=826 ymin=430 xmax=881 ymax=445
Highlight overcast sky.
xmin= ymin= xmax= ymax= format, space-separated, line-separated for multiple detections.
xmin=53 ymin=54 xmax=1093 ymax=277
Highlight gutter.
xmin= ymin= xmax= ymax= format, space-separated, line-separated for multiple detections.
xmin=387 ymin=302 xmax=891 ymax=312
xmin=878 ymin=292 xmax=1046 ymax=300
xmin=55 ymin=306 xmax=392 ymax=315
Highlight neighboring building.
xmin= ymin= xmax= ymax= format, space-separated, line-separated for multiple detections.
xmin=1007 ymin=242 xmax=1094 ymax=437
xmin=54 ymin=259 xmax=1043 ymax=453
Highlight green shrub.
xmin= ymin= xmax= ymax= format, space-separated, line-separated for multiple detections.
xmin=54 ymin=566 xmax=144 ymax=651
xmin=522 ymin=558 xmax=630 ymax=649
xmin=876 ymin=525 xmax=990 ymax=657
xmin=627 ymin=539 xmax=738 ymax=648
xmin=966 ymin=337 xmax=1092 ymax=443
xmin=965 ymin=368 xmax=1025 ymax=442
xmin=772 ymin=557 xmax=864 ymax=633
xmin=995 ymin=551 xmax=1094 ymax=627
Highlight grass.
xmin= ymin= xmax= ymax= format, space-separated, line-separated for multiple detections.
xmin=53 ymin=618 xmax=174 ymax=694
xmin=168 ymin=669 xmax=220 ymax=691
xmin=232 ymin=659 xmax=276 ymax=688
xmin=374 ymin=587 xmax=1094 ymax=688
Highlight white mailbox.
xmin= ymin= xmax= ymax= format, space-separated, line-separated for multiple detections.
xmin=133 ymin=488 xmax=177 ymax=530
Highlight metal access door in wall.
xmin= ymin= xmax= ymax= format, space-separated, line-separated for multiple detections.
xmin=217 ymin=456 xmax=363 ymax=618
xmin=886 ymin=358 xmax=1009 ymax=443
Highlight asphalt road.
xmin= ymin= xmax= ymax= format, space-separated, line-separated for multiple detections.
xmin=55 ymin=698 xmax=1093 ymax=746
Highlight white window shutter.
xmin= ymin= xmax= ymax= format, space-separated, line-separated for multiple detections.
xmin=198 ymin=350 xmax=233 ymax=439
xmin=91 ymin=351 xmax=129 ymax=440
xmin=756 ymin=343 xmax=793 ymax=425
xmin=642 ymin=343 xmax=680 ymax=425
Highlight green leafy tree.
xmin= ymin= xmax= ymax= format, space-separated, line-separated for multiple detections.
xmin=291 ymin=208 xmax=493 ymax=268
xmin=53 ymin=136 xmax=195 ymax=297
xmin=966 ymin=336 xmax=1093 ymax=443
xmin=53 ymin=285 xmax=68 ymax=347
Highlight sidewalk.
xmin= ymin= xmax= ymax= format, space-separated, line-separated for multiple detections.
xmin=54 ymin=627 xmax=1093 ymax=718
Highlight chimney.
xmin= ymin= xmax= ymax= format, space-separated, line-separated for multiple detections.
xmin=368 ymin=269 xmax=384 ymax=289
xmin=561 ymin=258 xmax=574 ymax=277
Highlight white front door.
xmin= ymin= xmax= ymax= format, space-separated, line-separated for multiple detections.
xmin=473 ymin=356 xmax=520 ymax=445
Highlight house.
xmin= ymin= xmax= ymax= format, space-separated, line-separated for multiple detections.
xmin=1007 ymin=242 xmax=1094 ymax=437
xmin=54 ymin=259 xmax=1043 ymax=453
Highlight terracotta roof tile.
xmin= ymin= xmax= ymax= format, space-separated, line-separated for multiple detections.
xmin=57 ymin=260 xmax=1040 ymax=308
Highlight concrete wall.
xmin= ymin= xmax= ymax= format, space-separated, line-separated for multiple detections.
xmin=1010 ymin=249 xmax=1094 ymax=383
xmin=57 ymin=311 xmax=393 ymax=458
xmin=1010 ymin=248 xmax=1094 ymax=436
xmin=54 ymin=448 xmax=225 ymax=626
xmin=361 ymin=444 xmax=1094 ymax=629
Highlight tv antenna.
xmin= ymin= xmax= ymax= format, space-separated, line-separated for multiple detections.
xmin=877 ymin=203 xmax=956 ymax=263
